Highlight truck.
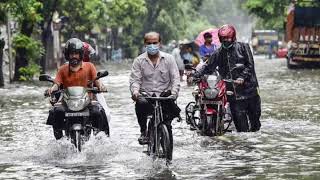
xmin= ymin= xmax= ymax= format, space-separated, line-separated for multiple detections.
xmin=286 ymin=2 xmax=320 ymax=68
xmin=251 ymin=30 xmax=279 ymax=56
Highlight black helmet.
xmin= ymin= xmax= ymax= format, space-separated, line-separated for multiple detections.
xmin=64 ymin=38 xmax=84 ymax=61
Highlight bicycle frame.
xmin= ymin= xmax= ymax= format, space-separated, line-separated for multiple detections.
xmin=144 ymin=96 xmax=174 ymax=160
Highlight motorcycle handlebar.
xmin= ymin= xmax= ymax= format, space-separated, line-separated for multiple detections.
xmin=87 ymin=88 xmax=108 ymax=93
xmin=44 ymin=89 xmax=63 ymax=97
xmin=223 ymin=79 xmax=235 ymax=83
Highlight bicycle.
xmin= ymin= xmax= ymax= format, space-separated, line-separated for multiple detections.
xmin=141 ymin=95 xmax=175 ymax=164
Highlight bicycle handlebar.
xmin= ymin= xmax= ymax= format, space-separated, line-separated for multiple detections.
xmin=143 ymin=96 xmax=175 ymax=101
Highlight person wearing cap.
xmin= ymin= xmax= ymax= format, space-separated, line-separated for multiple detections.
xmin=199 ymin=32 xmax=217 ymax=60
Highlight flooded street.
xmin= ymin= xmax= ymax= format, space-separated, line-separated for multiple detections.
xmin=1 ymin=57 xmax=320 ymax=179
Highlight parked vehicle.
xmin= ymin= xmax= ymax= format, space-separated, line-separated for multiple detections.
xmin=276 ymin=47 xmax=288 ymax=58
xmin=251 ymin=30 xmax=279 ymax=55
xmin=286 ymin=2 xmax=320 ymax=68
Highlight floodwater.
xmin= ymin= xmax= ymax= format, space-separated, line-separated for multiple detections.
xmin=1 ymin=57 xmax=320 ymax=179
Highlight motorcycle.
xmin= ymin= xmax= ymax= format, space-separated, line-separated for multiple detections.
xmin=40 ymin=70 xmax=109 ymax=152
xmin=185 ymin=64 xmax=244 ymax=136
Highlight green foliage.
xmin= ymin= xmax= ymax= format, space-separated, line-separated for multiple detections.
xmin=7 ymin=0 xmax=43 ymax=23
xmin=0 ymin=2 xmax=8 ymax=24
xmin=18 ymin=63 xmax=41 ymax=81
xmin=105 ymin=0 xmax=146 ymax=28
xmin=179 ymin=1 xmax=212 ymax=40
xmin=12 ymin=34 xmax=44 ymax=63
xmin=244 ymin=0 xmax=291 ymax=30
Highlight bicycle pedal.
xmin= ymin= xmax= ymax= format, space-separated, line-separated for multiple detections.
xmin=142 ymin=150 xmax=150 ymax=155
xmin=158 ymin=153 xmax=165 ymax=158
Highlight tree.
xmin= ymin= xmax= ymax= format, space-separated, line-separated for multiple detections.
xmin=0 ymin=2 xmax=7 ymax=87
xmin=244 ymin=0 xmax=320 ymax=31
xmin=199 ymin=0 xmax=253 ymax=41
xmin=244 ymin=0 xmax=291 ymax=31
xmin=5 ymin=0 xmax=43 ymax=81
xmin=103 ymin=0 xmax=146 ymax=57
xmin=0 ymin=38 xmax=4 ymax=87
xmin=38 ymin=0 xmax=59 ymax=73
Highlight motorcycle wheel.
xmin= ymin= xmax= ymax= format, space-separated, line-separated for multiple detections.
xmin=71 ymin=130 xmax=82 ymax=152
xmin=185 ymin=102 xmax=195 ymax=125
xmin=204 ymin=115 xmax=214 ymax=136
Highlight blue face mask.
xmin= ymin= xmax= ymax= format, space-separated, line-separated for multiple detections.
xmin=146 ymin=44 xmax=160 ymax=55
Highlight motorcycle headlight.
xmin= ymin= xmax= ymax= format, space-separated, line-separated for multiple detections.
xmin=66 ymin=98 xmax=88 ymax=111
xmin=204 ymin=88 xmax=219 ymax=99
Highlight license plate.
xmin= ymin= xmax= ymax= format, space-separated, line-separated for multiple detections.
xmin=65 ymin=111 xmax=90 ymax=117
xmin=202 ymin=100 xmax=221 ymax=105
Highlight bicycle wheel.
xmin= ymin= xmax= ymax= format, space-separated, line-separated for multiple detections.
xmin=147 ymin=120 xmax=155 ymax=156
xmin=158 ymin=124 xmax=171 ymax=161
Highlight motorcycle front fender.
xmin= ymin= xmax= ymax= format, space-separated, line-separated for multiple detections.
xmin=71 ymin=124 xmax=83 ymax=131
xmin=206 ymin=108 xmax=217 ymax=115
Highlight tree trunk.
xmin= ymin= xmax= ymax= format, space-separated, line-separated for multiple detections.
xmin=40 ymin=0 xmax=58 ymax=73
xmin=111 ymin=27 xmax=119 ymax=50
xmin=40 ymin=23 xmax=50 ymax=74
xmin=13 ymin=19 xmax=33 ymax=81
xmin=0 ymin=38 xmax=4 ymax=87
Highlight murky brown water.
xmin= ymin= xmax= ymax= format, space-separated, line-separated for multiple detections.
xmin=1 ymin=57 xmax=320 ymax=179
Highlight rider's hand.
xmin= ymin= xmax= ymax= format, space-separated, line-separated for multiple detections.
xmin=186 ymin=71 xmax=193 ymax=76
xmin=192 ymin=72 xmax=201 ymax=78
xmin=47 ymin=87 xmax=55 ymax=96
xmin=44 ymin=89 xmax=51 ymax=97
xmin=168 ymin=94 xmax=177 ymax=100
xmin=234 ymin=78 xmax=244 ymax=85
xmin=131 ymin=91 xmax=140 ymax=101
xmin=98 ymin=84 xmax=107 ymax=92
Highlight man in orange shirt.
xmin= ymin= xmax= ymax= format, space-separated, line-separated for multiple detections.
xmin=47 ymin=38 xmax=108 ymax=139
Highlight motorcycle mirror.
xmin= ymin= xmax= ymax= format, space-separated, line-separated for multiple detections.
xmin=96 ymin=70 xmax=109 ymax=79
xmin=39 ymin=74 xmax=54 ymax=83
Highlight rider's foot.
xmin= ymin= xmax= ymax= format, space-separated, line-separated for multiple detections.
xmin=166 ymin=160 xmax=172 ymax=166
xmin=190 ymin=124 xmax=197 ymax=131
xmin=138 ymin=132 xmax=148 ymax=145
xmin=53 ymin=128 xmax=63 ymax=140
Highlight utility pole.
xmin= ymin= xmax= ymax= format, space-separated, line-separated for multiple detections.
xmin=6 ymin=13 xmax=12 ymax=82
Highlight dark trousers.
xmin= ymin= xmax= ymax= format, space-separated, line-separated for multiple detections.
xmin=135 ymin=99 xmax=175 ymax=160
xmin=47 ymin=103 xmax=109 ymax=131
xmin=230 ymin=95 xmax=261 ymax=132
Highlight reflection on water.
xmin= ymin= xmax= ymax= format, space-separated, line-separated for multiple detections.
xmin=1 ymin=58 xmax=320 ymax=179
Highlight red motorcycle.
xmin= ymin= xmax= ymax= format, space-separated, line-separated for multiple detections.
xmin=185 ymin=64 xmax=243 ymax=136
